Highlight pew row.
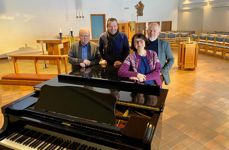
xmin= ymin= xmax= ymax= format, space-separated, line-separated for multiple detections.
xmin=198 ymin=42 xmax=229 ymax=59
xmin=0 ymin=55 xmax=68 ymax=86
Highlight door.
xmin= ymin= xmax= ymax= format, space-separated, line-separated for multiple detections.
xmin=161 ymin=21 xmax=172 ymax=32
xmin=91 ymin=14 xmax=106 ymax=40
xmin=135 ymin=22 xmax=146 ymax=35
xmin=148 ymin=21 xmax=160 ymax=26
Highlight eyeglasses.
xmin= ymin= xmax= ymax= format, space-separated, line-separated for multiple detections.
xmin=134 ymin=39 xmax=144 ymax=44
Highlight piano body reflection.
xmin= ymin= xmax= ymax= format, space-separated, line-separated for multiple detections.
xmin=0 ymin=65 xmax=168 ymax=150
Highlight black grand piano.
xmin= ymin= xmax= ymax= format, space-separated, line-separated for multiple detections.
xmin=0 ymin=65 xmax=168 ymax=150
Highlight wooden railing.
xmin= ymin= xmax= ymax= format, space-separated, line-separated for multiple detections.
xmin=9 ymin=55 xmax=68 ymax=74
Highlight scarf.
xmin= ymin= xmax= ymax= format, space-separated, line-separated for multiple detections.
xmin=106 ymin=31 xmax=119 ymax=62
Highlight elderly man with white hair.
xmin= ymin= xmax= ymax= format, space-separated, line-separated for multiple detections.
xmin=146 ymin=23 xmax=174 ymax=85
xmin=68 ymin=28 xmax=100 ymax=71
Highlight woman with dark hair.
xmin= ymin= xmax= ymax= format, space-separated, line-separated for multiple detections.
xmin=118 ymin=33 xmax=162 ymax=87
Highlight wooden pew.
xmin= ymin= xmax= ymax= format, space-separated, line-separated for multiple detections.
xmin=10 ymin=55 xmax=68 ymax=74
xmin=198 ymin=42 xmax=229 ymax=59
xmin=0 ymin=55 xmax=68 ymax=85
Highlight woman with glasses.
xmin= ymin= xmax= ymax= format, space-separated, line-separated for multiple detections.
xmin=118 ymin=33 xmax=162 ymax=87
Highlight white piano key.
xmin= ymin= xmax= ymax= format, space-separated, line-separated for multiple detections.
xmin=0 ymin=138 xmax=35 ymax=150
xmin=0 ymin=125 xmax=116 ymax=150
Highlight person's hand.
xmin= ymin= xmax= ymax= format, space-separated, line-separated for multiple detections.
xmin=80 ymin=67 xmax=86 ymax=72
xmin=113 ymin=61 xmax=122 ymax=68
xmin=129 ymin=77 xmax=139 ymax=81
xmin=137 ymin=73 xmax=146 ymax=82
xmin=83 ymin=59 xmax=91 ymax=66
xmin=99 ymin=59 xmax=107 ymax=65
xmin=80 ymin=63 xmax=86 ymax=68
xmin=84 ymin=68 xmax=91 ymax=74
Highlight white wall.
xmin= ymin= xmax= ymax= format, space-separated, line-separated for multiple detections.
xmin=0 ymin=0 xmax=178 ymax=54
xmin=178 ymin=0 xmax=229 ymax=33
xmin=178 ymin=9 xmax=203 ymax=33
xmin=203 ymin=7 xmax=229 ymax=32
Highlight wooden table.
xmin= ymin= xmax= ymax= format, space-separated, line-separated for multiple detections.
xmin=178 ymin=41 xmax=198 ymax=70
xmin=37 ymin=38 xmax=70 ymax=64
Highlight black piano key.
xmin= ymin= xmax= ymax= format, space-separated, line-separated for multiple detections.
xmin=66 ymin=141 xmax=75 ymax=150
xmin=79 ymin=144 xmax=87 ymax=150
xmin=37 ymin=135 xmax=55 ymax=150
xmin=29 ymin=133 xmax=43 ymax=148
xmin=44 ymin=137 xmax=57 ymax=150
xmin=23 ymin=131 xmax=39 ymax=146
xmin=48 ymin=138 xmax=62 ymax=150
xmin=35 ymin=134 xmax=51 ymax=148
xmin=74 ymin=142 xmax=81 ymax=149
xmin=5 ymin=132 xmax=18 ymax=140
xmin=84 ymin=145 xmax=89 ymax=150
xmin=87 ymin=146 xmax=92 ymax=150
xmin=29 ymin=132 xmax=42 ymax=147
xmin=60 ymin=140 xmax=70 ymax=149
xmin=55 ymin=139 xmax=65 ymax=150
xmin=5 ymin=127 xmax=102 ymax=150
xmin=7 ymin=129 xmax=25 ymax=140
xmin=89 ymin=146 xmax=97 ymax=150
xmin=21 ymin=129 xmax=35 ymax=144
xmin=29 ymin=135 xmax=42 ymax=148
xmin=12 ymin=129 xmax=30 ymax=142
xmin=38 ymin=136 xmax=55 ymax=150
xmin=56 ymin=139 xmax=67 ymax=149
xmin=32 ymin=133 xmax=49 ymax=148
xmin=9 ymin=129 xmax=28 ymax=141
xmin=32 ymin=134 xmax=50 ymax=148
xmin=65 ymin=140 xmax=75 ymax=149
xmin=15 ymin=129 xmax=32 ymax=143
xmin=65 ymin=140 xmax=72 ymax=149
xmin=22 ymin=131 xmax=36 ymax=145
xmin=68 ymin=142 xmax=81 ymax=150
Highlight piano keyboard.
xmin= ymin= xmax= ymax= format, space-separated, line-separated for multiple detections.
xmin=0 ymin=125 xmax=116 ymax=150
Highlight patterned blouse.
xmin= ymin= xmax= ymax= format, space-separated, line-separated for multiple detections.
xmin=118 ymin=50 xmax=162 ymax=86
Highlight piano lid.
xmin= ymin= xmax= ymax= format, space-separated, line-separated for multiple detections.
xmin=34 ymin=76 xmax=168 ymax=112
xmin=58 ymin=74 xmax=160 ymax=95
xmin=34 ymin=85 xmax=116 ymax=125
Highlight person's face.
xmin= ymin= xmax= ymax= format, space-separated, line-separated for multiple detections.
xmin=147 ymin=25 xmax=160 ymax=39
xmin=107 ymin=21 xmax=118 ymax=35
xmin=79 ymin=31 xmax=90 ymax=45
xmin=134 ymin=38 xmax=145 ymax=51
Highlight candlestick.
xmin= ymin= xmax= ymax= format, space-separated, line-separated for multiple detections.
xmin=82 ymin=11 xmax=84 ymax=18
xmin=59 ymin=32 xmax=63 ymax=39
xmin=188 ymin=37 xmax=191 ymax=43
xmin=70 ymin=30 xmax=73 ymax=37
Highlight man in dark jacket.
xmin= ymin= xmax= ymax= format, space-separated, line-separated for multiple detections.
xmin=99 ymin=18 xmax=129 ymax=68
xmin=68 ymin=28 xmax=100 ymax=71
